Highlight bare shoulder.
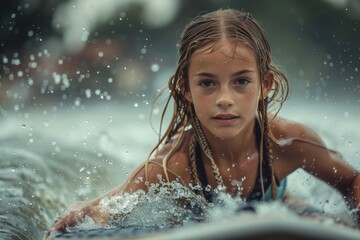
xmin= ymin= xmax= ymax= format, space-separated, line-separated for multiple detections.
xmin=269 ymin=114 xmax=359 ymax=197
xmin=269 ymin=115 xmax=327 ymax=179
xmin=270 ymin=114 xmax=324 ymax=145
xmin=150 ymin=131 xmax=193 ymax=182
xmin=123 ymin=131 xmax=193 ymax=192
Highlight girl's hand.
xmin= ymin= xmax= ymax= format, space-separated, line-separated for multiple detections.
xmin=46 ymin=200 xmax=108 ymax=237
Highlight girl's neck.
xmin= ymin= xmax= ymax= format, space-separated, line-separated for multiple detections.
xmin=203 ymin=121 xmax=258 ymax=164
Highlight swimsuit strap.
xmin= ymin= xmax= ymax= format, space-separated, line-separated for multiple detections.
xmin=246 ymin=159 xmax=273 ymax=201
xmin=195 ymin=142 xmax=215 ymax=202
xmin=247 ymin=119 xmax=276 ymax=201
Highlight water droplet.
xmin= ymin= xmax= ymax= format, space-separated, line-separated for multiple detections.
xmin=74 ymin=98 xmax=81 ymax=106
xmin=151 ymin=64 xmax=159 ymax=72
xmin=152 ymin=108 xmax=160 ymax=115
xmin=85 ymin=89 xmax=92 ymax=98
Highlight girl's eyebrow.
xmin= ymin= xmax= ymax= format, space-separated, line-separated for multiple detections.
xmin=194 ymin=69 xmax=255 ymax=77
xmin=231 ymin=69 xmax=256 ymax=77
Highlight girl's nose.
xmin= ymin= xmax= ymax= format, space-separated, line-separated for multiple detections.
xmin=216 ymin=89 xmax=234 ymax=108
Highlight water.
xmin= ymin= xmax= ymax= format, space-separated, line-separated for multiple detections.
xmin=0 ymin=102 xmax=154 ymax=239
xmin=0 ymin=100 xmax=359 ymax=239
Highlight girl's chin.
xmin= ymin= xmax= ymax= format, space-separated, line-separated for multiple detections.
xmin=210 ymin=131 xmax=240 ymax=140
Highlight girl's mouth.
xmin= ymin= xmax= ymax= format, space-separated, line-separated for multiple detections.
xmin=212 ymin=114 xmax=239 ymax=120
xmin=212 ymin=114 xmax=239 ymax=124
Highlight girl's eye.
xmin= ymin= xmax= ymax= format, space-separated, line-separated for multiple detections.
xmin=198 ymin=80 xmax=215 ymax=88
xmin=234 ymin=78 xmax=250 ymax=86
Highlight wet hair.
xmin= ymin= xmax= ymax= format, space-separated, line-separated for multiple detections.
xmin=147 ymin=9 xmax=290 ymax=200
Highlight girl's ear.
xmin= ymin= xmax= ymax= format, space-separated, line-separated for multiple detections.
xmin=180 ymin=78 xmax=193 ymax=103
xmin=262 ymin=71 xmax=274 ymax=97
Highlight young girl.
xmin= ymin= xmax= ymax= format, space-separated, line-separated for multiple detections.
xmin=47 ymin=9 xmax=360 ymax=235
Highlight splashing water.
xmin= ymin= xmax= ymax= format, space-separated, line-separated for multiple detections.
xmin=71 ymin=179 xmax=356 ymax=234
xmin=75 ymin=180 xmax=209 ymax=231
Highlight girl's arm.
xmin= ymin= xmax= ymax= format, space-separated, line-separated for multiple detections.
xmin=46 ymin=160 xmax=174 ymax=235
xmin=47 ymin=136 xmax=189 ymax=236
xmin=273 ymin=120 xmax=360 ymax=223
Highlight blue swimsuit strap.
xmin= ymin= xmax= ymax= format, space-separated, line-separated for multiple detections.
xmin=247 ymin=119 xmax=283 ymax=201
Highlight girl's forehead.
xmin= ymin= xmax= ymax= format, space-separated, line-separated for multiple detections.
xmin=191 ymin=40 xmax=256 ymax=64
xmin=188 ymin=42 xmax=258 ymax=77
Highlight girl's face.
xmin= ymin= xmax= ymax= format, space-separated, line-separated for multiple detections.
xmin=185 ymin=40 xmax=272 ymax=140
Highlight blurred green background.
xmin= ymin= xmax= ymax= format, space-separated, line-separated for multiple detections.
xmin=1 ymin=0 xmax=359 ymax=113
